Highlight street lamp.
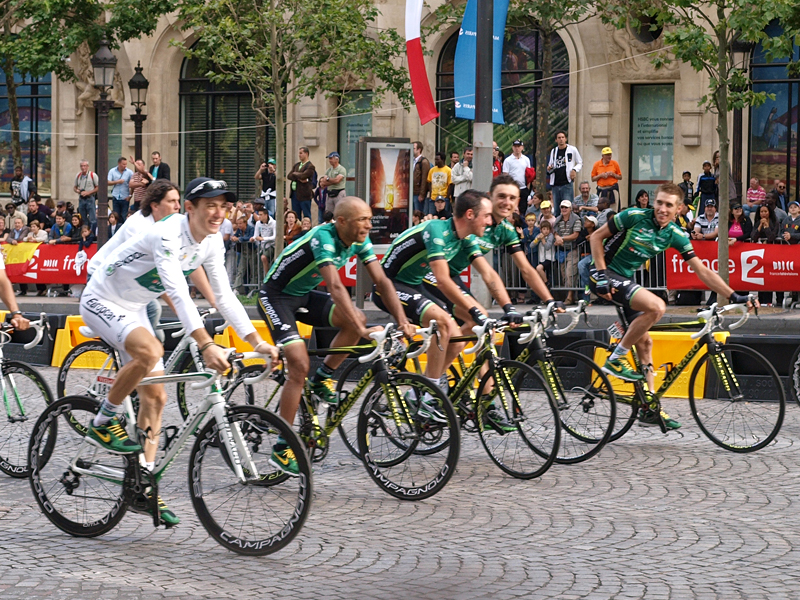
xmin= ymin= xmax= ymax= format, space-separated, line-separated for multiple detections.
xmin=91 ymin=37 xmax=117 ymax=248
xmin=128 ymin=61 xmax=149 ymax=161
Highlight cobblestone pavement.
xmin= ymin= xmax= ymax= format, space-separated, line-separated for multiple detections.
xmin=2 ymin=367 xmax=800 ymax=599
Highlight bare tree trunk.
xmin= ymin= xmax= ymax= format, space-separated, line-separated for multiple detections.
xmin=715 ymin=11 xmax=730 ymax=301
xmin=270 ymin=0 xmax=286 ymax=254
xmin=535 ymin=27 xmax=554 ymax=194
xmin=2 ymin=55 xmax=20 ymax=169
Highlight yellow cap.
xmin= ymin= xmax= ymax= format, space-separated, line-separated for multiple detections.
xmin=601 ymin=147 xmax=613 ymax=155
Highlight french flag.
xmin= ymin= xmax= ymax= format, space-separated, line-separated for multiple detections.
xmin=406 ymin=0 xmax=439 ymax=125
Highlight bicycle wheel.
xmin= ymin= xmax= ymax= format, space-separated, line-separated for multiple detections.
xmin=477 ymin=360 xmax=560 ymax=479
xmin=189 ymin=405 xmax=312 ymax=555
xmin=689 ymin=343 xmax=785 ymax=452
xmin=0 ymin=361 xmax=54 ymax=477
xmin=57 ymin=340 xmax=118 ymax=400
xmin=334 ymin=358 xmax=371 ymax=458
xmin=535 ymin=350 xmax=616 ymax=464
xmin=358 ymin=371 xmax=460 ymax=500
xmin=790 ymin=344 xmax=800 ymax=408
xmin=28 ymin=396 xmax=128 ymax=537
xmin=563 ymin=339 xmax=639 ymax=441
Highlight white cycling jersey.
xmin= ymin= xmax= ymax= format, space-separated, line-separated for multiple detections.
xmin=87 ymin=211 xmax=154 ymax=276
xmin=84 ymin=213 xmax=255 ymax=339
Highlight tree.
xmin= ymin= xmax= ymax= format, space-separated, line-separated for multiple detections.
xmin=176 ymin=0 xmax=413 ymax=252
xmin=0 ymin=0 xmax=173 ymax=173
xmin=602 ymin=0 xmax=795 ymax=292
xmin=426 ymin=0 xmax=592 ymax=192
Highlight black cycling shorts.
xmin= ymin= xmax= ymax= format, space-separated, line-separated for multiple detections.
xmin=421 ymin=271 xmax=472 ymax=323
xmin=371 ymin=280 xmax=447 ymax=326
xmin=258 ymin=284 xmax=335 ymax=346
xmin=588 ymin=265 xmax=643 ymax=323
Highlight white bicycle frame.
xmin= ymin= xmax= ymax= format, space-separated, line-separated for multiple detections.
xmin=0 ymin=313 xmax=48 ymax=421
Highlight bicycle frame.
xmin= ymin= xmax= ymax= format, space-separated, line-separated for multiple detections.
xmin=0 ymin=315 xmax=49 ymax=422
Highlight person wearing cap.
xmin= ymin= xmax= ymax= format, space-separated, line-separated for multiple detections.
xmin=781 ymin=201 xmax=800 ymax=244
xmin=573 ymin=181 xmax=599 ymax=215
xmin=538 ymin=199 xmax=556 ymax=228
xmin=431 ymin=196 xmax=451 ymax=220
xmin=254 ymin=158 xmax=277 ymax=218
xmin=591 ymin=147 xmax=621 ymax=206
xmin=546 ymin=131 xmax=583 ymax=206
xmin=728 ymin=202 xmax=752 ymax=242
xmin=3 ymin=201 xmax=26 ymax=232
xmin=554 ymin=199 xmax=582 ymax=304
xmin=691 ymin=198 xmax=719 ymax=241
xmin=320 ymin=151 xmax=347 ymax=217
xmin=81 ymin=177 xmax=279 ymax=524
xmin=502 ymin=139 xmax=531 ymax=209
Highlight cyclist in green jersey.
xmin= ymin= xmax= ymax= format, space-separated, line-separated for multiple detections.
xmin=375 ymin=190 xmax=522 ymax=423
xmin=589 ymin=182 xmax=753 ymax=428
xmin=258 ymin=197 xmax=413 ymax=473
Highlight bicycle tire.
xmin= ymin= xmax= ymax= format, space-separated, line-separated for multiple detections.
xmin=358 ymin=371 xmax=459 ymax=500
xmin=0 ymin=361 xmax=55 ymax=477
xmin=562 ymin=339 xmax=639 ymax=441
xmin=535 ymin=350 xmax=616 ymax=464
xmin=224 ymin=363 xmax=284 ymax=410
xmin=689 ymin=343 xmax=785 ymax=452
xmin=789 ymin=343 xmax=800 ymax=408
xmin=28 ymin=395 xmax=128 ymax=537
xmin=57 ymin=340 xmax=118 ymax=400
xmin=334 ymin=358 xmax=367 ymax=458
xmin=476 ymin=360 xmax=560 ymax=479
xmin=189 ymin=405 xmax=312 ymax=555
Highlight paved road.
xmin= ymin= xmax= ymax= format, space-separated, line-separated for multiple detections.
xmin=2 ymin=367 xmax=800 ymax=599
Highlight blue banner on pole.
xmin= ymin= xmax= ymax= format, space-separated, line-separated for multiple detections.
xmin=453 ymin=0 xmax=509 ymax=124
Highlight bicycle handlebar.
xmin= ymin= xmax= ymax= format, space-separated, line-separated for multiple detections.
xmin=407 ymin=320 xmax=437 ymax=359
xmin=552 ymin=301 xmax=587 ymax=336
xmin=23 ymin=312 xmax=48 ymax=350
xmin=358 ymin=323 xmax=397 ymax=364
xmin=691 ymin=298 xmax=751 ymax=339
xmin=190 ymin=348 xmax=273 ymax=389
xmin=464 ymin=320 xmax=492 ymax=355
xmin=170 ymin=308 xmax=219 ymax=338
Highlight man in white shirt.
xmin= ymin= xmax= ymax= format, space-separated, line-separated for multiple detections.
xmin=502 ymin=139 xmax=531 ymax=211
xmin=451 ymin=147 xmax=473 ymax=198
xmin=546 ymin=131 xmax=583 ymax=205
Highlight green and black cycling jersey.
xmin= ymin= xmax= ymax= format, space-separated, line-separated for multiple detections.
xmin=264 ymin=222 xmax=377 ymax=296
xmin=381 ymin=218 xmax=483 ymax=286
xmin=602 ymin=207 xmax=696 ymax=278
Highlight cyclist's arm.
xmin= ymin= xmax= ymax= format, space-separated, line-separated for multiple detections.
xmin=511 ymin=251 xmax=553 ymax=302
xmin=200 ymin=239 xmax=257 ymax=341
xmin=189 ymin=267 xmax=218 ymax=309
xmin=469 ymin=255 xmax=512 ymax=307
xmin=318 ymin=263 xmax=372 ymax=339
xmin=363 ymin=261 xmax=414 ymax=337
xmin=685 ymin=256 xmax=735 ymax=300
xmin=0 ymin=269 xmax=27 ymax=330
xmin=589 ymin=222 xmax=613 ymax=271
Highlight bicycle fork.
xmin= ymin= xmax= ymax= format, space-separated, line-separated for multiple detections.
xmin=707 ymin=346 xmax=743 ymax=400
xmin=210 ymin=397 xmax=260 ymax=482
xmin=0 ymin=364 xmax=25 ymax=423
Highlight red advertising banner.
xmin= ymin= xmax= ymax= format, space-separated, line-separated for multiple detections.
xmin=1 ymin=243 xmax=96 ymax=284
xmin=337 ymin=255 xmax=470 ymax=287
xmin=666 ymin=241 xmax=800 ymax=291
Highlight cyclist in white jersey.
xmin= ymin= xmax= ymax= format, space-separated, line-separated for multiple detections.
xmin=80 ymin=178 xmax=278 ymax=526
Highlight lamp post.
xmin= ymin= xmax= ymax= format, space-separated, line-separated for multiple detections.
xmin=92 ymin=37 xmax=117 ymax=248
xmin=128 ymin=61 xmax=149 ymax=161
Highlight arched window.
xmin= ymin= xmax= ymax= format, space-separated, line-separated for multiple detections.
xmin=749 ymin=21 xmax=800 ymax=203
xmin=436 ymin=28 xmax=569 ymax=157
xmin=0 ymin=72 xmax=51 ymax=196
xmin=180 ymin=55 xmax=275 ymax=199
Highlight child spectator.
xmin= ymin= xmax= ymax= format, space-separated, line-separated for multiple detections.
xmin=533 ymin=219 xmax=556 ymax=287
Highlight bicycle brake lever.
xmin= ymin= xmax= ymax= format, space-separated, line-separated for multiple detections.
xmin=435 ymin=329 xmax=444 ymax=352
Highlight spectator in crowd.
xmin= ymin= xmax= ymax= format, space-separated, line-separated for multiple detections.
xmin=538 ymin=200 xmax=556 ymax=228
xmin=766 ymin=192 xmax=787 ymax=223
xmin=577 ymin=215 xmax=598 ymax=303
xmin=107 ymin=211 xmax=122 ymax=238
xmin=503 ymin=139 xmax=532 ymax=210
xmin=752 ymin=204 xmax=780 ymax=242
xmin=522 ymin=213 xmax=540 ymax=265
xmin=526 ymin=191 xmax=544 ymax=218
xmin=252 ymin=209 xmax=276 ymax=272
xmin=692 ymin=198 xmax=719 ymax=241
xmin=26 ymin=198 xmax=49 ymax=230
xmin=6 ymin=217 xmax=29 ymax=244
xmin=678 ymin=171 xmax=694 ymax=206
xmin=219 ymin=209 xmax=234 ymax=251
xmin=320 ymin=151 xmax=347 ymax=216
xmin=321 ymin=211 xmax=334 ymax=224
xmin=231 ymin=215 xmax=255 ymax=294
xmin=78 ymin=224 xmax=95 ymax=251
xmin=771 ymin=180 xmax=788 ymax=212
xmin=74 ymin=159 xmax=99 ymax=226
xmin=573 ymin=181 xmax=599 ymax=215
xmin=728 ymin=202 xmax=752 ymax=243
xmin=41 ymin=196 xmax=55 ymax=216
xmin=48 ymin=213 xmax=72 ymax=244
xmin=744 ymin=177 xmax=766 ymax=218
xmin=313 ymin=184 xmax=327 ymax=224
xmin=492 ymin=142 xmax=502 ymax=178
xmin=300 ymin=216 xmax=312 ymax=233
xmin=546 ymin=131 xmax=582 ymax=205
xmin=67 ymin=214 xmax=83 ymax=243
xmin=23 ymin=220 xmax=47 ymax=243
xmin=426 ymin=152 xmax=452 ymax=214
xmin=533 ymin=219 xmax=556 ymax=287
xmin=254 ymin=158 xmax=277 ymax=218
xmin=430 ymin=196 xmax=451 ymax=220
xmin=108 ymin=156 xmax=133 ymax=224
xmin=412 ymin=141 xmax=430 ymax=213
xmin=675 ymin=200 xmax=694 ymax=232
xmin=287 ymin=146 xmax=315 ymax=219
xmin=553 ymin=199 xmax=582 ymax=305
xmin=54 ymin=200 xmax=72 ymax=222
xmin=10 ymin=165 xmax=35 ymax=207
xmin=451 ymin=147 xmax=473 ymax=198
xmin=412 ymin=210 xmax=424 ymax=226
xmin=128 ymin=157 xmax=153 ymax=213
xmin=283 ymin=210 xmax=302 ymax=245
xmin=634 ymin=189 xmax=651 ymax=209
xmin=149 ymin=151 xmax=171 ymax=181
xmin=782 ymin=201 xmax=800 ymax=243
xmin=596 ymin=196 xmax=615 ymax=227
xmin=449 ymin=151 xmax=460 ymax=169
xmin=590 ymin=147 xmax=621 ymax=206
xmin=4 ymin=202 xmax=25 ymax=231
xmin=696 ymin=161 xmax=718 ymax=210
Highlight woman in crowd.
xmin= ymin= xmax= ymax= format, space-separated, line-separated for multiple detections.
xmin=300 ymin=216 xmax=312 ymax=233
xmin=67 ymin=214 xmax=83 ymax=243
xmin=284 ymin=210 xmax=302 ymax=245
xmin=751 ymin=204 xmax=780 ymax=243
xmin=108 ymin=212 xmax=122 ymax=238
xmin=728 ymin=202 xmax=752 ymax=243
xmin=23 ymin=220 xmax=47 ymax=243
xmin=412 ymin=210 xmax=424 ymax=226
xmin=634 ymin=189 xmax=650 ymax=209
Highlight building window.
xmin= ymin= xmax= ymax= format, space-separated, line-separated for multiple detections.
xmin=338 ymin=92 xmax=373 ymax=196
xmin=749 ymin=21 xmax=800 ymax=203
xmin=629 ymin=84 xmax=674 ymax=206
xmin=0 ymin=72 xmax=51 ymax=196
xmin=179 ymin=55 xmax=275 ymax=200
xmin=436 ymin=29 xmax=569 ymax=157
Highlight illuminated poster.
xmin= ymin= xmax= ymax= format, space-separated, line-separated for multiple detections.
xmin=630 ymin=85 xmax=674 ymax=206
xmin=368 ymin=146 xmax=411 ymax=245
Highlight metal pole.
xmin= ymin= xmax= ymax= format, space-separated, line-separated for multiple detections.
xmin=131 ymin=111 xmax=146 ymax=161
xmin=95 ymin=94 xmax=114 ymax=248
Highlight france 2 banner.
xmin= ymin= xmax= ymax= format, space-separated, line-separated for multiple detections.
xmin=666 ymin=241 xmax=800 ymax=291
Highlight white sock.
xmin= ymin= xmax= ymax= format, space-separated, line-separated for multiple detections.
xmin=93 ymin=398 xmax=120 ymax=427
xmin=610 ymin=344 xmax=630 ymax=362
xmin=145 ymin=461 xmax=155 ymax=472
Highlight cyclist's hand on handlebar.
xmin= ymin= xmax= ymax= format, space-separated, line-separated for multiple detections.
xmin=361 ymin=325 xmax=384 ymax=340
xmin=729 ymin=292 xmax=757 ymax=312
xmin=399 ymin=322 xmax=417 ymax=340
xmin=202 ymin=344 xmax=231 ymax=373
xmin=502 ymin=303 xmax=523 ymax=326
xmin=468 ymin=306 xmax=488 ymax=326
xmin=546 ymin=299 xmax=566 ymax=313
xmin=10 ymin=314 xmax=29 ymax=331
xmin=253 ymin=341 xmax=279 ymax=365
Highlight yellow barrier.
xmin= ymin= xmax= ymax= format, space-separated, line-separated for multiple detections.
xmin=51 ymin=315 xmax=96 ymax=367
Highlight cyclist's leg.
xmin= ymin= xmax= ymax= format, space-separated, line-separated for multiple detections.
xmin=623 ymin=287 xmax=666 ymax=369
